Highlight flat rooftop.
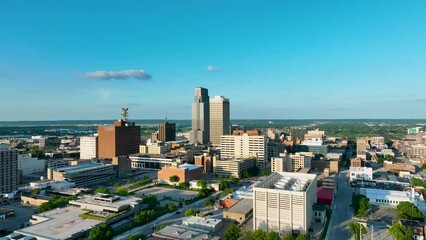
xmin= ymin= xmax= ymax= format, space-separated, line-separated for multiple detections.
xmin=224 ymin=198 xmax=253 ymax=214
xmin=15 ymin=206 xmax=102 ymax=240
xmin=70 ymin=194 xmax=140 ymax=210
xmin=152 ymin=224 xmax=220 ymax=240
xmin=255 ymin=172 xmax=317 ymax=192
xmin=360 ymin=188 xmax=413 ymax=202
xmin=179 ymin=164 xmax=203 ymax=171
xmin=183 ymin=216 xmax=222 ymax=227
xmin=0 ymin=208 xmax=14 ymax=214
xmin=55 ymin=163 xmax=111 ymax=173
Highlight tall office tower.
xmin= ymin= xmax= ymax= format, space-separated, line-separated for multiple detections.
xmin=190 ymin=87 xmax=210 ymax=144
xmin=356 ymin=137 xmax=368 ymax=160
xmin=220 ymin=134 xmax=267 ymax=166
xmin=80 ymin=136 xmax=98 ymax=159
xmin=0 ymin=144 xmax=18 ymax=196
xmin=158 ymin=122 xmax=176 ymax=142
xmin=209 ymin=96 xmax=230 ymax=146
xmin=98 ymin=109 xmax=141 ymax=159
xmin=253 ymin=172 xmax=317 ymax=234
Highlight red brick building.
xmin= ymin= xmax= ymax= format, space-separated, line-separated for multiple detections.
xmin=158 ymin=163 xmax=203 ymax=183
xmin=98 ymin=119 xmax=140 ymax=159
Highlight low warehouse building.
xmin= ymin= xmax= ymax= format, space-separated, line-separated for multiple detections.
xmin=223 ymin=198 xmax=253 ymax=223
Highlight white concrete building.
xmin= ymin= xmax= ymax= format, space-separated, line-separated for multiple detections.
xmin=253 ymin=172 xmax=317 ymax=234
xmin=30 ymin=180 xmax=75 ymax=191
xmin=359 ymin=188 xmax=416 ymax=207
xmin=18 ymin=154 xmax=46 ymax=175
xmin=220 ymin=134 xmax=267 ymax=166
xmin=271 ymin=152 xmax=292 ymax=173
xmin=79 ymin=136 xmax=97 ymax=160
xmin=182 ymin=216 xmax=223 ymax=232
xmin=349 ymin=167 xmax=373 ymax=182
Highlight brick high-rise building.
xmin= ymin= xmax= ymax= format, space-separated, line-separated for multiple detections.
xmin=98 ymin=118 xmax=141 ymax=159
xmin=0 ymin=144 xmax=18 ymax=196
xmin=158 ymin=122 xmax=176 ymax=142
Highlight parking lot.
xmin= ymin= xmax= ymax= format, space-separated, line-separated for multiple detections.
xmin=135 ymin=187 xmax=198 ymax=201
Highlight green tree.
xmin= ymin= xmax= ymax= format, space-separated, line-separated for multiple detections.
xmin=198 ymin=187 xmax=215 ymax=198
xmin=252 ymin=229 xmax=266 ymax=240
xmin=134 ymin=209 xmax=157 ymax=225
xmin=169 ymin=175 xmax=180 ymax=185
xmin=281 ymin=234 xmax=293 ymax=240
xmin=422 ymin=164 xmax=426 ymax=170
xmin=224 ymin=223 xmax=241 ymax=240
xmin=88 ymin=223 xmax=114 ymax=240
xmin=115 ymin=187 xmax=128 ymax=196
xmin=178 ymin=182 xmax=190 ymax=189
xmin=220 ymin=188 xmax=233 ymax=198
xmin=262 ymin=169 xmax=272 ymax=177
xmin=242 ymin=169 xmax=250 ymax=178
xmin=240 ymin=228 xmax=253 ymax=240
xmin=203 ymin=198 xmax=215 ymax=208
xmin=348 ymin=221 xmax=367 ymax=240
xmin=397 ymin=201 xmax=424 ymax=221
xmin=128 ymin=234 xmax=145 ymax=240
xmin=95 ymin=187 xmax=110 ymax=194
xmin=389 ymin=222 xmax=414 ymax=240
xmin=219 ymin=180 xmax=230 ymax=190
xmin=185 ymin=208 xmax=200 ymax=217
xmin=230 ymin=176 xmax=239 ymax=184
xmin=352 ymin=194 xmax=370 ymax=216
xmin=143 ymin=195 xmax=159 ymax=209
xmin=410 ymin=177 xmax=426 ymax=187
xmin=197 ymin=179 xmax=207 ymax=189
xmin=266 ymin=231 xmax=280 ymax=240
xmin=36 ymin=196 xmax=77 ymax=213
xmin=166 ymin=203 xmax=177 ymax=212
xmin=30 ymin=147 xmax=45 ymax=159
xmin=295 ymin=234 xmax=310 ymax=240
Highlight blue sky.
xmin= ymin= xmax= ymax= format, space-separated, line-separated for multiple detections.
xmin=1 ymin=0 xmax=426 ymax=120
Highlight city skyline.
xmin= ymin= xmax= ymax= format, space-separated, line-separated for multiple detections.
xmin=1 ymin=0 xmax=426 ymax=120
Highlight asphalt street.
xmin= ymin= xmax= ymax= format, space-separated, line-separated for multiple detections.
xmin=326 ymin=170 xmax=353 ymax=240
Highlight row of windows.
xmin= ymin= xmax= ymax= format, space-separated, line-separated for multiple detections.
xmin=375 ymin=199 xmax=399 ymax=204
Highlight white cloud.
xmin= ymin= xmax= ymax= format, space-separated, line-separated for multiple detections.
xmin=207 ymin=65 xmax=220 ymax=72
xmin=84 ymin=69 xmax=152 ymax=80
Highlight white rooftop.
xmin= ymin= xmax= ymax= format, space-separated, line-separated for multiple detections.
xmin=179 ymin=164 xmax=203 ymax=171
xmin=183 ymin=216 xmax=222 ymax=227
xmin=55 ymin=162 xmax=111 ymax=173
xmin=69 ymin=194 xmax=140 ymax=211
xmin=360 ymin=188 xmax=413 ymax=202
xmin=15 ymin=206 xmax=102 ymax=240
xmin=256 ymin=172 xmax=316 ymax=192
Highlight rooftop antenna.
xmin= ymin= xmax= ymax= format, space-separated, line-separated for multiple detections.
xmin=121 ymin=107 xmax=128 ymax=121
